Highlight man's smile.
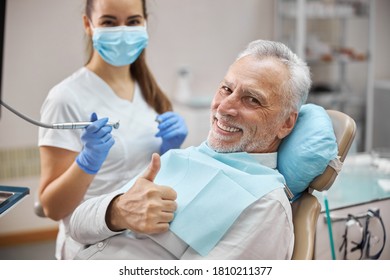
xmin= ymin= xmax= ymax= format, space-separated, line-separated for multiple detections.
xmin=214 ymin=117 xmax=242 ymax=134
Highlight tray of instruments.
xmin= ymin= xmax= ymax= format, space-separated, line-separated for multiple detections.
xmin=0 ymin=185 xmax=30 ymax=217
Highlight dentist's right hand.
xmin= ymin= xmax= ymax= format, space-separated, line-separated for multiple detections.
xmin=76 ymin=112 xmax=115 ymax=175
xmin=106 ymin=153 xmax=177 ymax=234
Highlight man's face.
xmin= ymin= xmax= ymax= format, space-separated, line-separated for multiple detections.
xmin=207 ymin=55 xmax=293 ymax=153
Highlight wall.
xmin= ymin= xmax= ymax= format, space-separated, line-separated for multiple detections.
xmin=374 ymin=0 xmax=390 ymax=80
xmin=0 ymin=0 xmax=389 ymax=236
xmin=0 ymin=0 xmax=85 ymax=149
xmin=146 ymin=0 xmax=274 ymax=99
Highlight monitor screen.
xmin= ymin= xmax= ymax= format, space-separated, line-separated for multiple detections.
xmin=0 ymin=0 xmax=6 ymax=118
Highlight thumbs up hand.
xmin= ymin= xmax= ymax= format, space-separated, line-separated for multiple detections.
xmin=106 ymin=153 xmax=177 ymax=234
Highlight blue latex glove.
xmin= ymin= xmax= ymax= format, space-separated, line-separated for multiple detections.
xmin=76 ymin=113 xmax=115 ymax=174
xmin=155 ymin=111 xmax=188 ymax=155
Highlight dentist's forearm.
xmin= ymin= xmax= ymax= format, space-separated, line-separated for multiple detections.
xmin=40 ymin=161 xmax=95 ymax=221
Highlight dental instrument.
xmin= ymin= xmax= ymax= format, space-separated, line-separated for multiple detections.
xmin=0 ymin=100 xmax=120 ymax=129
xmin=52 ymin=121 xmax=120 ymax=129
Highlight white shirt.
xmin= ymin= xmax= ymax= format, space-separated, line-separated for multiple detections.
xmin=38 ymin=67 xmax=161 ymax=259
xmin=70 ymin=152 xmax=294 ymax=260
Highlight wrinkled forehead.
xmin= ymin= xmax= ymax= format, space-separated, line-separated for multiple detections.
xmin=226 ymin=55 xmax=289 ymax=94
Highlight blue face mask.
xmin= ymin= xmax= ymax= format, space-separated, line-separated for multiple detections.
xmin=91 ymin=25 xmax=148 ymax=67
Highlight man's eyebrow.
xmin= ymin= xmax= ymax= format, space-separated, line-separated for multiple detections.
xmin=246 ymin=87 xmax=268 ymax=102
xmin=221 ymin=79 xmax=234 ymax=88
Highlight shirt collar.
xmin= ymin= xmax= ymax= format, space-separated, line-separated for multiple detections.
xmin=249 ymin=152 xmax=278 ymax=169
xmin=202 ymin=141 xmax=278 ymax=169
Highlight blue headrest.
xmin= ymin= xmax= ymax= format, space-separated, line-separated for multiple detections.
xmin=277 ymin=104 xmax=338 ymax=200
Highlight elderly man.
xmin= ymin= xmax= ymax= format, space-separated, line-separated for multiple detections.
xmin=69 ymin=40 xmax=311 ymax=259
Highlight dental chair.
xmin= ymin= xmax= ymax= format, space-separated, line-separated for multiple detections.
xmin=291 ymin=109 xmax=356 ymax=260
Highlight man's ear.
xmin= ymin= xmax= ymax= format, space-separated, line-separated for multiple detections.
xmin=277 ymin=111 xmax=298 ymax=140
xmin=82 ymin=14 xmax=93 ymax=37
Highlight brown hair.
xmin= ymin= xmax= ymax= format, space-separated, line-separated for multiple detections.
xmin=85 ymin=0 xmax=172 ymax=113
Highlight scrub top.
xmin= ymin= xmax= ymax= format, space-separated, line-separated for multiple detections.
xmin=39 ymin=67 xmax=161 ymax=259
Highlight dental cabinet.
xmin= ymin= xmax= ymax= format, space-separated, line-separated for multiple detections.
xmin=313 ymin=153 xmax=390 ymax=260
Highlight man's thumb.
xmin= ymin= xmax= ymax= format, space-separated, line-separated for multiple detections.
xmin=140 ymin=153 xmax=161 ymax=182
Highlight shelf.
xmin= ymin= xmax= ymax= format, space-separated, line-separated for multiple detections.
xmin=276 ymin=0 xmax=375 ymax=152
xmin=306 ymin=56 xmax=368 ymax=65
xmin=279 ymin=1 xmax=369 ymax=19
xmin=280 ymin=13 xmax=368 ymax=20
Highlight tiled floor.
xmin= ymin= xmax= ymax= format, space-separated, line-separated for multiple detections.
xmin=0 ymin=240 xmax=56 ymax=260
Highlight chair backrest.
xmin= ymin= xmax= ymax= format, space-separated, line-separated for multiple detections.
xmin=291 ymin=109 xmax=357 ymax=260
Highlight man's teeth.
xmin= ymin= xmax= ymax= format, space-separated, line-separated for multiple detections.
xmin=217 ymin=121 xmax=240 ymax=132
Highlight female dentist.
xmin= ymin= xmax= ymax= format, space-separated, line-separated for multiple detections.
xmin=38 ymin=0 xmax=187 ymax=260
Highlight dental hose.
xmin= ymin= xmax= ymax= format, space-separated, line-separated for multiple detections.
xmin=0 ymin=100 xmax=119 ymax=129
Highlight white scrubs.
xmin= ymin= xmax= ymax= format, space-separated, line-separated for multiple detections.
xmin=38 ymin=67 xmax=161 ymax=259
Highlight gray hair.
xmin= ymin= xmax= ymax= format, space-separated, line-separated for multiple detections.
xmin=237 ymin=40 xmax=311 ymax=115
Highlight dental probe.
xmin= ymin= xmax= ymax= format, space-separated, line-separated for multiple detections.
xmin=0 ymin=100 xmax=120 ymax=129
xmin=52 ymin=121 xmax=120 ymax=129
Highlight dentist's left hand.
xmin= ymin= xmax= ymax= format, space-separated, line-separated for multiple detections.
xmin=76 ymin=112 xmax=115 ymax=174
xmin=155 ymin=112 xmax=188 ymax=155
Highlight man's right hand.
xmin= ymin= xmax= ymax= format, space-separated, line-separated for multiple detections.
xmin=106 ymin=153 xmax=177 ymax=234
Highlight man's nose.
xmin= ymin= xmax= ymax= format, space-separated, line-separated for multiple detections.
xmin=218 ymin=94 xmax=239 ymax=117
